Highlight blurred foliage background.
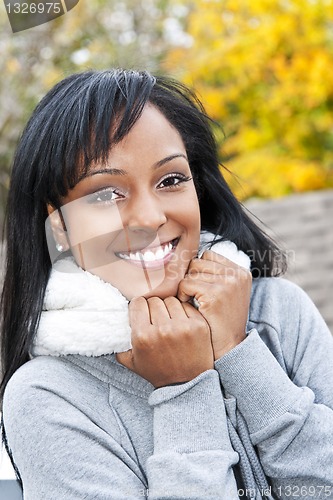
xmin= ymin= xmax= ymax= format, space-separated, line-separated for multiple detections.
xmin=1 ymin=0 xmax=333 ymax=231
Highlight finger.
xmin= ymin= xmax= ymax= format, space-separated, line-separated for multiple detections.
xmin=129 ymin=297 xmax=151 ymax=330
xmin=186 ymin=271 xmax=221 ymax=283
xmin=188 ymin=267 xmax=247 ymax=283
xmin=201 ymin=250 xmax=244 ymax=269
xmin=163 ymin=296 xmax=188 ymax=319
xmin=177 ymin=278 xmax=211 ymax=303
xmin=188 ymin=257 xmax=236 ymax=276
xmin=147 ymin=296 xmax=172 ymax=324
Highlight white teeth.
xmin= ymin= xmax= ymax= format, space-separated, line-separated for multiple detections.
xmin=117 ymin=240 xmax=176 ymax=262
xmin=164 ymin=242 xmax=172 ymax=256
xmin=118 ymin=252 xmax=129 ymax=260
xmin=143 ymin=251 xmax=155 ymax=262
xmin=155 ymin=248 xmax=165 ymax=260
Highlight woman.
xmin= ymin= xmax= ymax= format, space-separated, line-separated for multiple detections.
xmin=1 ymin=69 xmax=332 ymax=499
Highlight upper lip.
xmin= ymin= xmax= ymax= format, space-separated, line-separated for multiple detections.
xmin=115 ymin=237 xmax=179 ymax=254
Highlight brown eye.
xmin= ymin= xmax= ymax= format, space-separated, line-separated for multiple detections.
xmin=158 ymin=173 xmax=192 ymax=189
xmin=86 ymin=188 xmax=124 ymax=205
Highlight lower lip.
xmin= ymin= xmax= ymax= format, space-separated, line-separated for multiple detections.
xmin=116 ymin=239 xmax=179 ymax=270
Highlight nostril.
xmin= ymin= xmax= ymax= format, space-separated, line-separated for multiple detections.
xmin=126 ymin=225 xmax=160 ymax=235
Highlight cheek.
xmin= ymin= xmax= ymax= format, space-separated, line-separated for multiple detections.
xmin=167 ymin=190 xmax=201 ymax=269
xmin=174 ymin=189 xmax=201 ymax=234
xmin=62 ymin=205 xmax=124 ymax=247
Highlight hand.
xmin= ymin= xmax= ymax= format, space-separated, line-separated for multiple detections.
xmin=177 ymin=251 xmax=252 ymax=361
xmin=116 ymin=296 xmax=214 ymax=388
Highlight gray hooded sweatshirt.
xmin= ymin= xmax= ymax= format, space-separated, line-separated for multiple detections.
xmin=2 ymin=277 xmax=333 ymax=499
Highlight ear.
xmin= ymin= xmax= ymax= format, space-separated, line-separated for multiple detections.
xmin=46 ymin=204 xmax=70 ymax=252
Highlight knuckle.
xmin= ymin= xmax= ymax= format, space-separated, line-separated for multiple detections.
xmin=133 ymin=327 xmax=154 ymax=348
xmin=134 ymin=327 xmax=147 ymax=340
xmin=147 ymin=296 xmax=162 ymax=306
xmin=187 ymin=267 xmax=197 ymax=277
xmin=158 ymin=323 xmax=174 ymax=337
xmin=164 ymin=296 xmax=178 ymax=306
xmin=188 ymin=258 xmax=200 ymax=270
xmin=134 ymin=335 xmax=149 ymax=350
xmin=177 ymin=277 xmax=186 ymax=288
xmin=179 ymin=321 xmax=192 ymax=336
xmin=129 ymin=296 xmax=145 ymax=309
xmin=202 ymin=250 xmax=214 ymax=260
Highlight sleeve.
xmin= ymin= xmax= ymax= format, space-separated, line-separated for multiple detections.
xmin=146 ymin=369 xmax=240 ymax=499
xmin=214 ymin=280 xmax=333 ymax=499
xmin=2 ymin=373 xmax=147 ymax=500
xmin=2 ymin=365 xmax=240 ymax=500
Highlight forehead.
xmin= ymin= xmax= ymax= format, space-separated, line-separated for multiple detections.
xmin=115 ymin=105 xmax=185 ymax=155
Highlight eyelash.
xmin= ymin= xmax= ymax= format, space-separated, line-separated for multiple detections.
xmin=87 ymin=173 xmax=192 ymax=205
xmin=86 ymin=188 xmax=124 ymax=205
xmin=157 ymin=173 xmax=192 ymax=189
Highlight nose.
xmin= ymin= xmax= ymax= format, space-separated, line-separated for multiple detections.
xmin=125 ymin=192 xmax=167 ymax=233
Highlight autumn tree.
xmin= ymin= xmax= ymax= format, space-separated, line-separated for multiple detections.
xmin=165 ymin=0 xmax=333 ymax=199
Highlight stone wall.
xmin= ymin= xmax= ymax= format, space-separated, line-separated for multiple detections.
xmin=245 ymin=189 xmax=333 ymax=333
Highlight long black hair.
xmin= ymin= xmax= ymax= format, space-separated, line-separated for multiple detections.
xmin=1 ymin=67 xmax=286 ymax=418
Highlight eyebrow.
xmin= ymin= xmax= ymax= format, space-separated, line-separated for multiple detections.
xmin=154 ymin=153 xmax=188 ymax=169
xmin=78 ymin=153 xmax=188 ymax=182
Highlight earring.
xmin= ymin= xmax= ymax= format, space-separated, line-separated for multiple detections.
xmin=56 ymin=243 xmax=64 ymax=252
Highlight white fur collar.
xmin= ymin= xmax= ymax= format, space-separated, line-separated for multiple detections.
xmin=31 ymin=232 xmax=250 ymax=357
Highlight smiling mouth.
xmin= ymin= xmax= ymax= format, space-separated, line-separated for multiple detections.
xmin=115 ymin=238 xmax=180 ymax=268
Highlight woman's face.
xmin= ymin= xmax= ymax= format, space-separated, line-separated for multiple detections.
xmin=50 ymin=105 xmax=201 ymax=300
